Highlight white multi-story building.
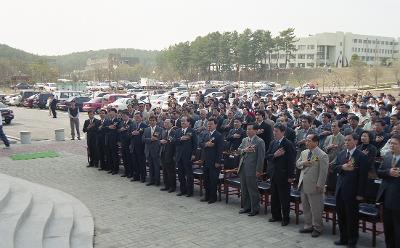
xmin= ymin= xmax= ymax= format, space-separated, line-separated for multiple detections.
xmin=275 ymin=31 xmax=400 ymax=68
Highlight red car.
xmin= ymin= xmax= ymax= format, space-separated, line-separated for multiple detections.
xmin=23 ymin=94 xmax=38 ymax=108
xmin=82 ymin=97 xmax=103 ymax=113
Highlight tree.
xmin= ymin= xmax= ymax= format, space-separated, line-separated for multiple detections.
xmin=279 ymin=28 xmax=297 ymax=68
xmin=350 ymin=54 xmax=367 ymax=88
xmin=392 ymin=60 xmax=400 ymax=82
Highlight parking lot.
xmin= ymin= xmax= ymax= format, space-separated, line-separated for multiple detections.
xmin=3 ymin=106 xmax=79 ymax=141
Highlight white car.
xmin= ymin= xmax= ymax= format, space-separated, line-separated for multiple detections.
xmin=44 ymin=83 xmax=58 ymax=91
xmin=8 ymin=95 xmax=22 ymax=106
xmin=106 ymin=98 xmax=133 ymax=111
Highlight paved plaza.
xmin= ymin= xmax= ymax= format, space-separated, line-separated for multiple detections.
xmin=0 ymin=140 xmax=384 ymax=248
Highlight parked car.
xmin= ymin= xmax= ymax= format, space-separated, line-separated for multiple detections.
xmin=53 ymin=91 xmax=82 ymax=109
xmin=7 ymin=95 xmax=22 ymax=106
xmin=106 ymin=98 xmax=134 ymax=111
xmin=13 ymin=82 xmax=32 ymax=90
xmin=23 ymin=94 xmax=38 ymax=108
xmin=32 ymin=92 xmax=54 ymax=109
xmin=19 ymin=90 xmax=38 ymax=106
xmin=57 ymin=96 xmax=91 ymax=111
xmin=0 ymin=102 xmax=14 ymax=124
xmin=82 ymin=97 xmax=103 ymax=113
xmin=43 ymin=83 xmax=58 ymax=91
xmin=102 ymin=94 xmax=129 ymax=107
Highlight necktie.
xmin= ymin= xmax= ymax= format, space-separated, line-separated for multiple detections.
xmin=307 ymin=150 xmax=312 ymax=161
xmin=137 ymin=123 xmax=140 ymax=129
xmin=332 ymin=135 xmax=336 ymax=144
xmin=90 ymin=119 xmax=93 ymax=124
xmin=392 ymin=156 xmax=398 ymax=168
xmin=346 ymin=151 xmax=351 ymax=161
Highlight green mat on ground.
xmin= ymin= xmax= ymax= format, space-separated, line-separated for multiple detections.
xmin=10 ymin=151 xmax=60 ymax=160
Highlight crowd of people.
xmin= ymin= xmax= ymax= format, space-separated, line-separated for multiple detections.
xmin=76 ymin=89 xmax=400 ymax=248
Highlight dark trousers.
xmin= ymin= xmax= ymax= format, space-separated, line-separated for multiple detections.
xmin=203 ymin=165 xmax=220 ymax=201
xmin=121 ymin=144 xmax=132 ymax=176
xmin=87 ymin=137 xmax=98 ymax=167
xmin=107 ymin=142 xmax=119 ymax=173
xmin=336 ymin=191 xmax=359 ymax=245
xmin=97 ymin=136 xmax=107 ymax=170
xmin=51 ymin=107 xmax=57 ymax=118
xmin=177 ymin=158 xmax=193 ymax=194
xmin=148 ymin=153 xmax=160 ymax=184
xmin=132 ymin=150 xmax=146 ymax=181
xmin=383 ymin=206 xmax=400 ymax=248
xmin=271 ymin=179 xmax=291 ymax=221
xmin=161 ymin=160 xmax=176 ymax=190
xmin=0 ymin=126 xmax=10 ymax=147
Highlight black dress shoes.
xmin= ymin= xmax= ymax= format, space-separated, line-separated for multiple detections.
xmin=107 ymin=171 xmax=113 ymax=174
xmin=208 ymin=200 xmax=217 ymax=204
xmin=146 ymin=182 xmax=155 ymax=186
xmin=176 ymin=192 xmax=186 ymax=196
xmin=121 ymin=174 xmax=127 ymax=177
xmin=111 ymin=172 xmax=118 ymax=175
xmin=299 ymin=228 xmax=313 ymax=233
xmin=160 ymin=188 xmax=169 ymax=191
xmin=186 ymin=193 xmax=193 ymax=197
xmin=86 ymin=165 xmax=94 ymax=168
xmin=200 ymin=198 xmax=209 ymax=202
xmin=333 ymin=240 xmax=348 ymax=246
xmin=168 ymin=188 xmax=175 ymax=193
xmin=268 ymin=218 xmax=282 ymax=222
xmin=248 ymin=211 xmax=259 ymax=217
xmin=281 ymin=220 xmax=289 ymax=226
xmin=239 ymin=209 xmax=251 ymax=214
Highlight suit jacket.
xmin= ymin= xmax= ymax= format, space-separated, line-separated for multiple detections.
xmin=296 ymin=128 xmax=316 ymax=152
xmin=161 ymin=128 xmax=176 ymax=164
xmin=143 ymin=125 xmax=162 ymax=158
xmin=200 ymin=130 xmax=224 ymax=168
xmin=130 ymin=122 xmax=148 ymax=153
xmin=117 ymin=119 xmax=134 ymax=145
xmin=377 ymin=154 xmax=400 ymax=210
xmin=296 ymin=147 xmax=329 ymax=194
xmin=266 ymin=138 xmax=296 ymax=182
xmin=174 ymin=127 xmax=198 ymax=162
xmin=238 ymin=136 xmax=265 ymax=176
xmin=226 ymin=128 xmax=246 ymax=150
xmin=333 ymin=148 xmax=369 ymax=201
xmin=284 ymin=127 xmax=296 ymax=144
xmin=83 ymin=118 xmax=100 ymax=141
xmin=103 ymin=118 xmax=120 ymax=145
xmin=255 ymin=121 xmax=273 ymax=151
xmin=323 ymin=133 xmax=345 ymax=164
xmin=97 ymin=118 xmax=108 ymax=144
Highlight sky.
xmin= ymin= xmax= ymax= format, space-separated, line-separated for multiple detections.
xmin=1 ymin=0 xmax=399 ymax=56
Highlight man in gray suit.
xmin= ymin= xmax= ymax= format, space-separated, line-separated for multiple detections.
xmin=296 ymin=133 xmax=329 ymax=238
xmin=237 ymin=123 xmax=265 ymax=216
xmin=143 ymin=115 xmax=163 ymax=186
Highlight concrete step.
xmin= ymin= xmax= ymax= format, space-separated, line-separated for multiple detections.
xmin=0 ymin=184 xmax=33 ymax=248
xmin=0 ymin=181 xmax=11 ymax=211
xmin=43 ymin=202 xmax=74 ymax=248
xmin=15 ymin=194 xmax=54 ymax=248
xmin=70 ymin=202 xmax=94 ymax=248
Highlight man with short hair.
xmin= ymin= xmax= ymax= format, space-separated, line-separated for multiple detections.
xmin=377 ymin=134 xmax=400 ymax=248
xmin=68 ymin=100 xmax=81 ymax=140
xmin=296 ymin=134 xmax=329 ymax=237
xmin=266 ymin=123 xmax=296 ymax=226
xmin=333 ymin=134 xmax=369 ymax=247
xmin=174 ymin=116 xmax=198 ymax=197
xmin=118 ymin=111 xmax=134 ymax=177
xmin=97 ymin=109 xmax=108 ymax=171
xmin=160 ymin=119 xmax=176 ymax=192
xmin=130 ymin=112 xmax=148 ymax=182
xmin=104 ymin=108 xmax=120 ymax=174
xmin=200 ymin=118 xmax=224 ymax=204
xmin=83 ymin=110 xmax=100 ymax=167
xmin=143 ymin=115 xmax=163 ymax=186
xmin=226 ymin=118 xmax=246 ymax=151
xmin=0 ymin=116 xmax=10 ymax=149
xmin=237 ymin=123 xmax=265 ymax=216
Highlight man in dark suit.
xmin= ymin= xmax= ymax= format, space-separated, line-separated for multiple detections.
xmin=104 ymin=108 xmax=120 ymax=175
xmin=97 ymin=109 xmax=108 ymax=171
xmin=143 ymin=115 xmax=163 ymax=186
xmin=130 ymin=112 xmax=148 ymax=182
xmin=377 ymin=134 xmax=400 ymax=248
xmin=200 ymin=118 xmax=224 ymax=204
xmin=225 ymin=118 xmax=246 ymax=151
xmin=118 ymin=111 xmax=134 ymax=178
xmin=277 ymin=116 xmax=296 ymax=144
xmin=160 ymin=119 xmax=176 ymax=193
xmin=333 ymin=133 xmax=369 ymax=247
xmin=82 ymin=110 xmax=100 ymax=168
xmin=266 ymin=123 xmax=296 ymax=226
xmin=50 ymin=95 xmax=57 ymax=118
xmin=174 ymin=116 xmax=198 ymax=197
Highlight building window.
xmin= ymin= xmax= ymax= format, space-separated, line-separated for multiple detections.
xmin=340 ymin=42 xmax=343 ymax=46
xmin=298 ymin=45 xmax=306 ymax=50
xmin=307 ymin=45 xmax=315 ymax=50
xmin=359 ymin=39 xmax=362 ymax=43
xmin=358 ymin=48 xmax=361 ymax=52
xmin=307 ymin=63 xmax=315 ymax=68
xmin=353 ymin=39 xmax=357 ymax=43
xmin=306 ymin=54 xmax=314 ymax=59
xmin=298 ymin=54 xmax=306 ymax=59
